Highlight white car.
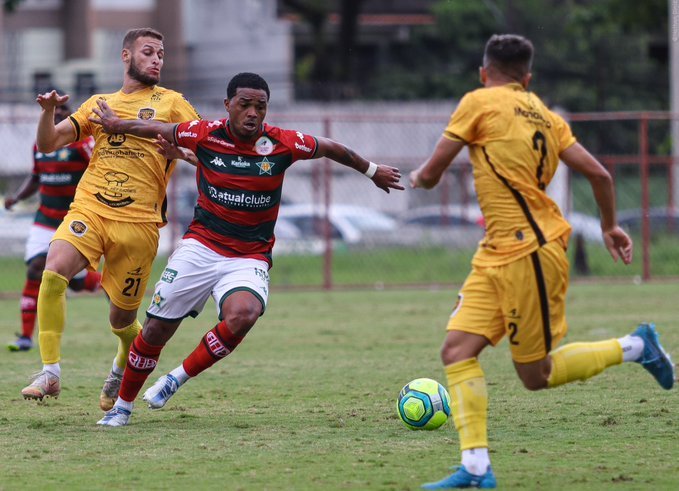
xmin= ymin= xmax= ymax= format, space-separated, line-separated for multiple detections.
xmin=277 ymin=203 xmax=397 ymax=244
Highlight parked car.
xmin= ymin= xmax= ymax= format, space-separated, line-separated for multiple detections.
xmin=618 ymin=208 xmax=679 ymax=236
xmin=400 ymin=204 xmax=484 ymax=228
xmin=566 ymin=211 xmax=603 ymax=243
xmin=277 ymin=203 xmax=398 ymax=244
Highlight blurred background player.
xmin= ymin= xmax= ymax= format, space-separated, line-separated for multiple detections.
xmin=410 ymin=34 xmax=675 ymax=489
xmin=5 ymin=100 xmax=100 ymax=352
xmin=20 ymin=28 xmax=200 ymax=411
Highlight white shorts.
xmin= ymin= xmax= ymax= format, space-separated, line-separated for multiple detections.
xmin=24 ymin=224 xmax=55 ymax=263
xmin=146 ymin=238 xmax=270 ymax=322
xmin=25 ymin=223 xmax=88 ymax=279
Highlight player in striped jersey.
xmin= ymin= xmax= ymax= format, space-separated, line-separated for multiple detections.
xmin=5 ymin=102 xmax=101 ymax=352
xmin=92 ymin=72 xmax=404 ymax=426
xmin=410 ymin=34 xmax=674 ymax=489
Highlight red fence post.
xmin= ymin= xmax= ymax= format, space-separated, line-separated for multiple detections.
xmin=639 ymin=115 xmax=651 ymax=281
xmin=323 ymin=117 xmax=333 ymax=290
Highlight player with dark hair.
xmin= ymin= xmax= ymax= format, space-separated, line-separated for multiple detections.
xmin=5 ymin=102 xmax=101 ymax=352
xmin=410 ymin=34 xmax=674 ymax=489
xmin=90 ymin=71 xmax=404 ymax=426
xmin=20 ymin=28 xmax=200 ymax=413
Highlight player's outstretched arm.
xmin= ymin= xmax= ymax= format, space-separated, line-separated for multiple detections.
xmin=560 ymin=142 xmax=633 ymax=265
xmin=314 ymin=136 xmax=404 ymax=193
xmin=410 ymin=136 xmax=464 ymax=189
xmin=89 ymin=99 xmax=176 ymax=142
xmin=36 ymin=90 xmax=76 ymax=153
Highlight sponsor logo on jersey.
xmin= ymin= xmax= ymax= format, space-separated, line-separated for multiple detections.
xmin=69 ymin=220 xmax=88 ymax=237
xmin=295 ymin=142 xmax=312 ymax=153
xmin=187 ymin=120 xmax=200 ymax=129
xmin=160 ymin=268 xmax=178 ymax=283
xmin=256 ymin=156 xmax=275 ymax=175
xmin=40 ymin=173 xmax=72 ymax=184
xmin=128 ymin=351 xmax=157 ymax=370
xmin=178 ymin=131 xmax=198 ymax=138
xmin=206 ymin=331 xmax=229 ymax=358
xmin=296 ymin=131 xmax=305 ymax=143
xmin=254 ymin=136 xmax=274 ymax=155
xmin=208 ymin=120 xmax=221 ymax=128
xmin=151 ymin=92 xmax=162 ymax=102
xmin=107 ymin=133 xmax=126 ymax=147
xmin=206 ymin=136 xmax=235 ymax=148
xmin=207 ymin=185 xmax=273 ymax=208
xmin=230 ymin=156 xmax=250 ymax=168
xmin=137 ymin=107 xmax=156 ymax=120
xmin=514 ymin=107 xmax=552 ymax=128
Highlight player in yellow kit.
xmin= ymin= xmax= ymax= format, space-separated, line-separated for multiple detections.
xmin=21 ymin=28 xmax=200 ymax=411
xmin=410 ymin=34 xmax=675 ymax=489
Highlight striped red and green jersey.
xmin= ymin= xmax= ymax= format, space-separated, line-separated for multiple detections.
xmin=174 ymin=119 xmax=318 ymax=265
xmin=32 ymin=137 xmax=93 ymax=229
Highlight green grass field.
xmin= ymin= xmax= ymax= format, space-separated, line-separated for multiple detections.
xmin=0 ymin=283 xmax=677 ymax=490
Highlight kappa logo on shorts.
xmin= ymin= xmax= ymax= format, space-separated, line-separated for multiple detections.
xmin=450 ymin=293 xmax=463 ymax=318
xmin=69 ymin=220 xmax=88 ymax=237
xmin=160 ymin=268 xmax=178 ymax=283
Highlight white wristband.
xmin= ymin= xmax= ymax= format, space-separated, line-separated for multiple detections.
xmin=364 ymin=161 xmax=378 ymax=179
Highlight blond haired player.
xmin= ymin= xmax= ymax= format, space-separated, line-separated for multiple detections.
xmin=410 ymin=34 xmax=674 ymax=489
xmin=21 ymin=28 xmax=200 ymax=412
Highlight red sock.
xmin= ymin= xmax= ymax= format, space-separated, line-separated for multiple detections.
xmin=182 ymin=321 xmax=244 ymax=377
xmin=84 ymin=271 xmax=102 ymax=292
xmin=20 ymin=278 xmax=40 ymax=338
xmin=118 ymin=333 xmax=165 ymax=403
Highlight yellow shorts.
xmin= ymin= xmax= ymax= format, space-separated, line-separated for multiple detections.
xmin=447 ymin=240 xmax=569 ymax=363
xmin=52 ymin=206 xmax=159 ymax=310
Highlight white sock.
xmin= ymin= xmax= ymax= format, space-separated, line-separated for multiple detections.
xmin=111 ymin=359 xmax=124 ymax=376
xmin=43 ymin=363 xmax=61 ymax=378
xmin=617 ymin=335 xmax=644 ymax=362
xmin=114 ymin=397 xmax=133 ymax=411
xmin=169 ymin=365 xmax=190 ymax=385
xmin=461 ymin=447 xmax=490 ymax=476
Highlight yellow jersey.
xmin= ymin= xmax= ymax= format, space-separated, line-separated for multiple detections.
xmin=68 ymin=86 xmax=200 ymax=224
xmin=444 ymin=82 xmax=576 ymax=267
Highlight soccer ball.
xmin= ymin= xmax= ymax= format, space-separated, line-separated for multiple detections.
xmin=396 ymin=378 xmax=451 ymax=430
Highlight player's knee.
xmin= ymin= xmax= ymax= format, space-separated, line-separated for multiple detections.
xmin=222 ymin=304 xmax=259 ymax=334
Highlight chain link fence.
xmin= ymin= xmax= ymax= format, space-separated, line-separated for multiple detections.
xmin=1 ymin=108 xmax=677 ymax=296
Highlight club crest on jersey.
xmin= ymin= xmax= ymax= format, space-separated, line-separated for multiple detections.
xmin=256 ymin=156 xmax=275 ymax=175
xmin=137 ymin=107 xmax=156 ymax=120
xmin=254 ymin=136 xmax=274 ymax=155
xmin=151 ymin=290 xmax=165 ymax=308
xmin=69 ymin=220 xmax=88 ymax=237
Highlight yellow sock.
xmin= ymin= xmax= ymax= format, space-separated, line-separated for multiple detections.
xmin=111 ymin=320 xmax=142 ymax=371
xmin=548 ymin=339 xmax=623 ymax=388
xmin=37 ymin=270 xmax=69 ymax=364
xmin=445 ymin=358 xmax=488 ymax=451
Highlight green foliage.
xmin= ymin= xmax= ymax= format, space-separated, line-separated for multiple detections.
xmin=1 ymin=284 xmax=677 ymax=489
xmin=369 ymin=0 xmax=667 ymax=111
